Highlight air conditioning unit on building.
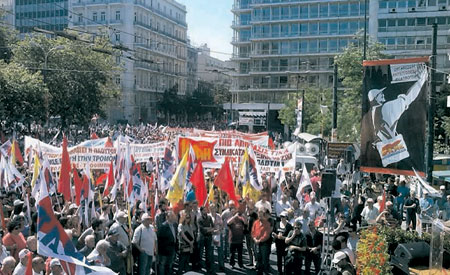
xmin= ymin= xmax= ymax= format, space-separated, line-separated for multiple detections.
xmin=389 ymin=8 xmax=397 ymax=13
xmin=408 ymin=7 xmax=416 ymax=12
xmin=439 ymin=5 xmax=447 ymax=10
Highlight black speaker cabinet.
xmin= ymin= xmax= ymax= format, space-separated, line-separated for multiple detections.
xmin=321 ymin=170 xmax=336 ymax=198
xmin=391 ymin=242 xmax=430 ymax=273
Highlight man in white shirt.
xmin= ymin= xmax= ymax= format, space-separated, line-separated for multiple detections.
xmin=146 ymin=157 xmax=154 ymax=174
xmin=12 ymin=249 xmax=29 ymax=275
xmin=330 ymin=177 xmax=343 ymax=224
xmin=49 ymin=259 xmax=66 ymax=275
xmin=361 ymin=198 xmax=379 ymax=225
xmin=275 ymin=195 xmax=291 ymax=219
xmin=32 ymin=256 xmax=46 ymax=275
xmin=304 ymin=192 xmax=321 ymax=220
xmin=132 ymin=213 xmax=157 ymax=275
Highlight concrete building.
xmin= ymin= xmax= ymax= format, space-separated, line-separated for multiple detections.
xmin=69 ymin=0 xmax=188 ymax=124
xmin=230 ymin=0 xmax=367 ymax=132
xmin=186 ymin=42 xmax=198 ymax=94
xmin=13 ymin=0 xmax=68 ymax=33
xmin=369 ymin=0 xmax=450 ymax=85
xmin=197 ymin=43 xmax=232 ymax=87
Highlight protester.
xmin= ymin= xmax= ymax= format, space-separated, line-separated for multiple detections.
xmin=132 ymin=213 xmax=157 ymax=275
xmin=252 ymin=207 xmax=272 ymax=275
xmin=272 ymin=211 xmax=292 ymax=274
xmin=285 ymin=220 xmax=307 ymax=275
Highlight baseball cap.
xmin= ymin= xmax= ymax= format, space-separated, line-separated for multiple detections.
xmin=367 ymin=198 xmax=374 ymax=203
xmin=332 ymin=251 xmax=347 ymax=264
xmin=117 ymin=211 xmax=127 ymax=219
xmin=13 ymin=199 xmax=24 ymax=207
xmin=50 ymin=258 xmax=62 ymax=267
xmin=280 ymin=211 xmax=288 ymax=218
xmin=108 ymin=227 xmax=119 ymax=236
xmin=141 ymin=213 xmax=151 ymax=220
xmin=18 ymin=249 xmax=29 ymax=259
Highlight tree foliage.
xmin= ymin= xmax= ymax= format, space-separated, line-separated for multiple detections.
xmin=278 ymin=95 xmax=297 ymax=130
xmin=435 ymin=84 xmax=450 ymax=153
xmin=0 ymin=61 xmax=48 ymax=128
xmin=11 ymin=34 xmax=120 ymax=128
xmin=334 ymin=39 xmax=387 ymax=142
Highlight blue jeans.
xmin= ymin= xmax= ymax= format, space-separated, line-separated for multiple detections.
xmin=138 ymin=252 xmax=152 ymax=275
xmin=158 ymin=251 xmax=175 ymax=275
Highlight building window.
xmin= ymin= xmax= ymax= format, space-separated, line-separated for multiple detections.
xmin=339 ymin=3 xmax=349 ymax=16
xmin=78 ymin=13 xmax=82 ymax=22
xmin=115 ymin=32 xmax=120 ymax=41
xmin=320 ymin=4 xmax=328 ymax=17
xmin=115 ymin=10 xmax=120 ymax=21
xmin=101 ymin=11 xmax=105 ymax=21
xmin=417 ymin=18 xmax=426 ymax=26
xmin=310 ymin=4 xmax=318 ymax=18
xmin=329 ymin=3 xmax=338 ymax=17
xmin=92 ymin=12 xmax=97 ymax=21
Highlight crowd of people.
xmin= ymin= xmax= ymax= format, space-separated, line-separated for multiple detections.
xmin=0 ymin=125 xmax=448 ymax=275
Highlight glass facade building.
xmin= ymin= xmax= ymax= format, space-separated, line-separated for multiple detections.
xmin=15 ymin=0 xmax=68 ymax=33
xmin=230 ymin=0 xmax=366 ymax=126
xmin=369 ymin=0 xmax=450 ymax=84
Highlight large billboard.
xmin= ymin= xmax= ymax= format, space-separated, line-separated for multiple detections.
xmin=361 ymin=57 xmax=429 ymax=176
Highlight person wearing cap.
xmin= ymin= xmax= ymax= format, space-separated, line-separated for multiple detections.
xmin=438 ymin=185 xmax=447 ymax=213
xmin=132 ymin=213 xmax=157 ymax=275
xmin=272 ymin=210 xmax=292 ymax=274
xmin=105 ymin=227 xmax=127 ymax=275
xmin=360 ymin=198 xmax=379 ymax=225
xmin=49 ymin=259 xmax=65 ymax=275
xmin=443 ymin=195 xmax=450 ymax=221
xmin=367 ymin=64 xmax=427 ymax=144
xmin=12 ymin=249 xmax=29 ymax=275
xmin=109 ymin=211 xmax=130 ymax=248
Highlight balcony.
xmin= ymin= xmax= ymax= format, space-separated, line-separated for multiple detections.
xmin=133 ymin=21 xmax=187 ymax=44
xmin=231 ymin=36 xmax=251 ymax=44
xmin=231 ymin=3 xmax=251 ymax=11
xmin=134 ymin=0 xmax=187 ymax=27
xmin=71 ymin=0 xmax=122 ymax=6
xmin=231 ymin=20 xmax=251 ymax=28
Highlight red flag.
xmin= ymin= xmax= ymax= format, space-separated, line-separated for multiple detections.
xmin=25 ymin=251 xmax=33 ymax=275
xmin=95 ymin=173 xmax=108 ymax=186
xmin=105 ymin=137 xmax=114 ymax=147
xmin=103 ymin=161 xmax=115 ymax=197
xmin=191 ymin=161 xmax=207 ymax=206
xmin=90 ymin=132 xmax=99 ymax=139
xmin=73 ymin=168 xmax=83 ymax=206
xmin=379 ymin=190 xmax=386 ymax=212
xmin=58 ymin=136 xmax=72 ymax=202
xmin=13 ymin=140 xmax=24 ymax=165
xmin=268 ymin=137 xmax=275 ymax=150
xmin=214 ymin=158 xmax=238 ymax=205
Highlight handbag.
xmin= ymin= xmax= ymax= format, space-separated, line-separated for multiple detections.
xmin=132 ymin=228 xmax=142 ymax=260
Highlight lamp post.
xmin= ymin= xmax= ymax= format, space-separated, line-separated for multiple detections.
xmin=32 ymin=43 xmax=65 ymax=125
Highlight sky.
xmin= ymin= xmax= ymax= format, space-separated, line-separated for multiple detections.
xmin=177 ymin=0 xmax=234 ymax=61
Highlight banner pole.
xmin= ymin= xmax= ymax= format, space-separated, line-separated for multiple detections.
xmin=426 ymin=23 xmax=437 ymax=183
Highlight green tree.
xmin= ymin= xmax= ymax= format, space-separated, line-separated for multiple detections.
xmin=159 ymin=84 xmax=181 ymax=123
xmin=11 ymin=34 xmax=119 ymax=128
xmin=334 ymin=39 xmax=387 ymax=142
xmin=0 ymin=61 xmax=49 ymax=128
xmin=278 ymin=94 xmax=297 ymax=130
xmin=435 ymin=84 xmax=450 ymax=153
xmin=0 ymin=12 xmax=17 ymax=62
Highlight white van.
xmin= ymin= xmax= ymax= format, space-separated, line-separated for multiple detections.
xmin=295 ymin=155 xmax=318 ymax=172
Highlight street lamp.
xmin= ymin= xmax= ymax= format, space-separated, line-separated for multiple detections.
xmin=31 ymin=43 xmax=65 ymax=125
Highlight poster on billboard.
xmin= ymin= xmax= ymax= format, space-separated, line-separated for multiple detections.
xmin=360 ymin=57 xmax=429 ymax=176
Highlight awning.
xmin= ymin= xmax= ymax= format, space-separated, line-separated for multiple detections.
xmin=239 ymin=111 xmax=267 ymax=117
xmin=294 ymin=132 xmax=323 ymax=142
xmin=432 ymin=170 xmax=450 ymax=182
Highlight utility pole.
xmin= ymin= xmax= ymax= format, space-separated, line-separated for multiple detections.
xmin=266 ymin=101 xmax=270 ymax=131
xmin=332 ymin=63 xmax=338 ymax=141
xmin=426 ymin=23 xmax=437 ymax=183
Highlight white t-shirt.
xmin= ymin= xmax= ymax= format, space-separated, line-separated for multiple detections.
xmin=13 ymin=262 xmax=26 ymax=275
xmin=305 ymin=201 xmax=321 ymax=219
xmin=132 ymin=224 xmax=157 ymax=256
xmin=332 ymin=178 xmax=342 ymax=198
xmin=275 ymin=200 xmax=291 ymax=217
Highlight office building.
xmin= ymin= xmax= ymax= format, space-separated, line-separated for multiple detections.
xmin=369 ymin=0 xmax=450 ymax=85
xmin=230 ymin=0 xmax=367 ymax=132
xmin=13 ymin=0 xmax=68 ymax=34
xmin=70 ymin=0 xmax=187 ymax=124
xmin=187 ymin=42 xmax=199 ymax=94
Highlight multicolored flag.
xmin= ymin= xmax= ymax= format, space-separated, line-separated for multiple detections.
xmin=166 ymin=149 xmax=188 ymax=205
xmin=37 ymin=168 xmax=116 ymax=275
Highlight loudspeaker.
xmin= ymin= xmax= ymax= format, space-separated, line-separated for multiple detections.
xmin=321 ymin=171 xmax=336 ymax=198
xmin=391 ymin=242 xmax=430 ymax=274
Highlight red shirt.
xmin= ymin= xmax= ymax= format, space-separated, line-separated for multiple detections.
xmin=251 ymin=219 xmax=272 ymax=243
xmin=2 ymin=232 xmax=26 ymax=261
